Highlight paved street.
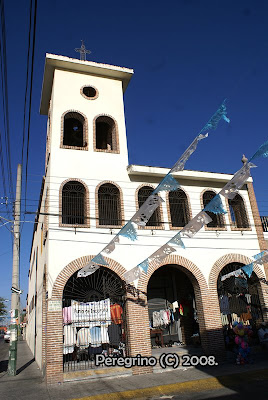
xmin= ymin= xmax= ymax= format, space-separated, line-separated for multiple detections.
xmin=0 ymin=340 xmax=267 ymax=400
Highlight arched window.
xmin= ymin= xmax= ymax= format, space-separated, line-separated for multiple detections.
xmin=169 ymin=189 xmax=190 ymax=227
xmin=228 ymin=194 xmax=249 ymax=228
xmin=98 ymin=183 xmax=122 ymax=226
xmin=63 ymin=112 xmax=86 ymax=147
xmin=95 ymin=116 xmax=117 ymax=151
xmin=138 ymin=186 xmax=161 ymax=227
xmin=62 ymin=181 xmax=86 ymax=225
xmin=203 ymin=191 xmax=224 ymax=228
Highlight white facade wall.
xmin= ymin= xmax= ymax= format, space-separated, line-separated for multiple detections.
xmin=27 ymin=54 xmax=266 ymax=370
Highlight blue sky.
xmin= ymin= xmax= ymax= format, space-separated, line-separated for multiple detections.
xmin=1 ymin=0 xmax=268 ymax=309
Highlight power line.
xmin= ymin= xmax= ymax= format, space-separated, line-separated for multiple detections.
xmin=0 ymin=0 xmax=14 ymax=201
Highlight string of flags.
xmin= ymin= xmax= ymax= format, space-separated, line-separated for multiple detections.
xmin=78 ymin=102 xmax=268 ymax=284
xmin=221 ymin=250 xmax=268 ymax=281
xmin=77 ymin=100 xmax=230 ymax=278
xmin=123 ymin=139 xmax=268 ymax=284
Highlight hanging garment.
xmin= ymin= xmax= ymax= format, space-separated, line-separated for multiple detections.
xmin=108 ymin=323 xmax=121 ymax=346
xmin=177 ymin=317 xmax=183 ymax=343
xmin=110 ymin=304 xmax=123 ymax=324
xmin=219 ymin=295 xmax=230 ymax=315
xmin=160 ymin=309 xmax=169 ymax=325
xmin=90 ymin=326 xmax=102 ymax=347
xmin=63 ymin=325 xmax=77 ymax=354
xmin=63 ymin=306 xmax=73 ymax=324
xmin=152 ymin=311 xmax=163 ymax=328
xmin=77 ymin=327 xmax=91 ymax=348
xmin=100 ymin=325 xmax=109 ymax=343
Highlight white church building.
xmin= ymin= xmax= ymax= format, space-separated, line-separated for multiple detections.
xmin=26 ymin=53 xmax=268 ymax=384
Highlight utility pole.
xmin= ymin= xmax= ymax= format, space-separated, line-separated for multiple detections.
xmin=8 ymin=164 xmax=22 ymax=376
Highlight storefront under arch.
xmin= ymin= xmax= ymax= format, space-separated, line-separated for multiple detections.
xmin=62 ymin=266 xmax=127 ymax=372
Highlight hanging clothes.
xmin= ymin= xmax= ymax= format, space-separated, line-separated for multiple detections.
xmin=63 ymin=325 xmax=77 ymax=354
xmin=110 ymin=304 xmax=123 ymax=324
xmin=77 ymin=327 xmax=91 ymax=348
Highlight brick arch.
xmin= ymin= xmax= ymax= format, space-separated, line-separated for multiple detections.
xmin=59 ymin=178 xmax=90 ymax=228
xmin=135 ymin=183 xmax=164 ymax=230
xmin=46 ymin=255 xmax=127 ymax=384
xmin=209 ymin=253 xmax=266 ymax=291
xmin=51 ymin=254 xmax=127 ymax=300
xmin=135 ymin=255 xmax=225 ymax=357
xmin=95 ymin=180 xmax=125 ymax=228
xmin=209 ymin=253 xmax=268 ymax=326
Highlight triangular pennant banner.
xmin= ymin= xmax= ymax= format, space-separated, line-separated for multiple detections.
xmin=77 ymin=262 xmax=100 ymax=278
xmin=169 ymin=232 xmax=185 ymax=248
xmin=242 ymin=263 xmax=253 ymax=278
xmin=249 ymin=139 xmax=268 ymax=161
xmin=200 ymin=99 xmax=230 ymax=134
xmin=91 ymin=254 xmax=108 ymax=266
xmin=137 ymin=259 xmax=149 ymax=274
xmin=118 ymin=222 xmax=137 ymax=241
xmin=123 ymin=266 xmax=142 ymax=284
xmin=204 ymin=194 xmax=227 ymax=215
xmin=153 ymin=173 xmax=180 ymax=194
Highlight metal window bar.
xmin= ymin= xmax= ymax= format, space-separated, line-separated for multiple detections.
xmin=228 ymin=195 xmax=249 ymax=228
xmin=260 ymin=216 xmax=268 ymax=232
xmin=98 ymin=184 xmax=122 ymax=226
xmin=62 ymin=267 xmax=127 ymax=372
xmin=138 ymin=187 xmax=161 ymax=227
xmin=169 ymin=189 xmax=190 ymax=227
xmin=203 ymin=191 xmax=224 ymax=228
xmin=62 ymin=182 xmax=85 ymax=225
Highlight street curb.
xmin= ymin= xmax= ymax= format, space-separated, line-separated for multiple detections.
xmin=71 ymin=368 xmax=268 ymax=400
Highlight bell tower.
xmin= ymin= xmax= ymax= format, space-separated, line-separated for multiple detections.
xmin=40 ymin=53 xmax=133 ymax=181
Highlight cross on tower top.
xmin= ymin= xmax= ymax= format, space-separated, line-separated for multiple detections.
xmin=75 ymin=40 xmax=91 ymax=61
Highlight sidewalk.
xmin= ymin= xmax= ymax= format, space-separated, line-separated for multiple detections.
xmin=0 ymin=340 xmax=267 ymax=400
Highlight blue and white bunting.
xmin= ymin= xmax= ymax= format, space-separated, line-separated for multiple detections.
xmin=249 ymin=139 xmax=268 ymax=161
xmin=204 ymin=194 xmax=227 ymax=215
xmin=153 ymin=173 xmax=180 ymax=194
xmin=242 ymin=263 xmax=253 ymax=278
xmin=91 ymin=254 xmax=108 ymax=266
xmin=200 ymin=99 xmax=230 ymax=134
xmin=138 ymin=259 xmax=149 ymax=273
xmin=118 ymin=222 xmax=137 ymax=241
xmin=169 ymin=232 xmax=185 ymax=248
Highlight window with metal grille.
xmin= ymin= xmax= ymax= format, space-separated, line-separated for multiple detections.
xmin=228 ymin=194 xmax=249 ymax=228
xmin=62 ymin=181 xmax=86 ymax=225
xmin=98 ymin=183 xmax=122 ymax=226
xmin=63 ymin=112 xmax=86 ymax=147
xmin=203 ymin=191 xmax=224 ymax=228
xmin=169 ymin=189 xmax=190 ymax=227
xmin=95 ymin=116 xmax=116 ymax=151
xmin=138 ymin=186 xmax=161 ymax=227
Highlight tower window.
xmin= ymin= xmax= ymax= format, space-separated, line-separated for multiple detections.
xmin=62 ymin=181 xmax=86 ymax=225
xmin=95 ymin=116 xmax=118 ymax=152
xmin=169 ymin=189 xmax=190 ymax=227
xmin=82 ymin=86 xmax=98 ymax=99
xmin=228 ymin=194 xmax=249 ymax=229
xmin=138 ymin=186 xmax=161 ymax=227
xmin=203 ymin=191 xmax=225 ymax=228
xmin=63 ymin=112 xmax=86 ymax=148
xmin=98 ymin=183 xmax=122 ymax=226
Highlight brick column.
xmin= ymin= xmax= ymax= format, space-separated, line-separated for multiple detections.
xmin=247 ymin=182 xmax=268 ymax=279
xmin=125 ymin=289 xmax=153 ymax=375
xmin=46 ymin=308 xmax=63 ymax=384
